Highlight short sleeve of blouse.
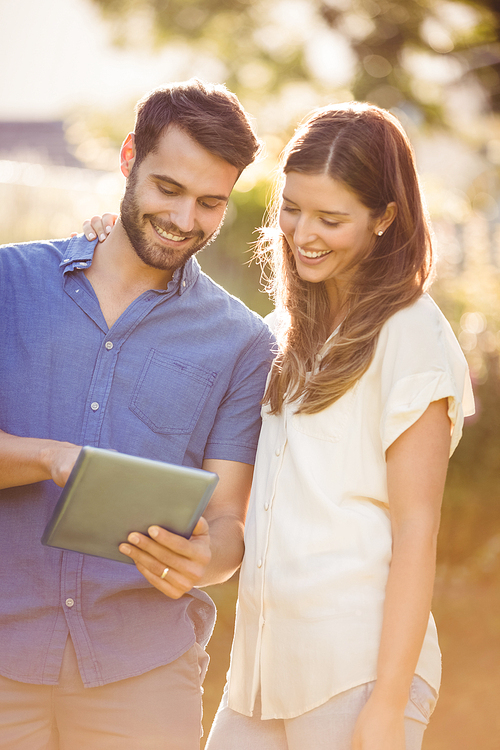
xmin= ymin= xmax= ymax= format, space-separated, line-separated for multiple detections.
xmin=379 ymin=295 xmax=475 ymax=456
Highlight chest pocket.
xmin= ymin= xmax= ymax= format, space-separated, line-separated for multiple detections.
xmin=291 ymin=381 xmax=359 ymax=443
xmin=130 ymin=350 xmax=217 ymax=435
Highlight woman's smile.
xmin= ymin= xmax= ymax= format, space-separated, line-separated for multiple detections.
xmin=297 ymin=246 xmax=333 ymax=260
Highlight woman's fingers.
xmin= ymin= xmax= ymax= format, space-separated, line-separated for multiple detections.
xmin=83 ymin=212 xmax=118 ymax=241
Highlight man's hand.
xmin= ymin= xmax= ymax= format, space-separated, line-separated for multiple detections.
xmin=118 ymin=518 xmax=212 ymax=599
xmin=0 ymin=429 xmax=81 ymax=490
xmin=41 ymin=442 xmax=82 ymax=487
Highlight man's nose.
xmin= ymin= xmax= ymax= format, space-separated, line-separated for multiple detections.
xmin=171 ymin=198 xmax=196 ymax=233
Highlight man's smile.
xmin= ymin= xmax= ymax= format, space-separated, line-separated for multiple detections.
xmin=150 ymin=220 xmax=189 ymax=243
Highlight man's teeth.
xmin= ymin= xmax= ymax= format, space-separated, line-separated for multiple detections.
xmin=152 ymin=222 xmax=186 ymax=242
xmin=298 ymin=247 xmax=331 ymax=258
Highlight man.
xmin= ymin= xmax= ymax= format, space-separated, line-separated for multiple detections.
xmin=0 ymin=79 xmax=273 ymax=749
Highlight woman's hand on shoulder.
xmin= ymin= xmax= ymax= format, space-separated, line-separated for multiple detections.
xmin=83 ymin=213 xmax=118 ymax=242
xmin=352 ymin=692 xmax=406 ymax=750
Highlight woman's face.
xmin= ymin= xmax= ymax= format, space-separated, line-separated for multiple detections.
xmin=279 ymin=171 xmax=379 ymax=296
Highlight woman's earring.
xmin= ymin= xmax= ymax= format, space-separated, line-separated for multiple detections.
xmin=377 ymin=230 xmax=384 ymax=236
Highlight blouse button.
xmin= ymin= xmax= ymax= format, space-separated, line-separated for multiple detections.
xmin=264 ymin=502 xmax=269 ymax=511
xmin=257 ymin=559 xmax=263 ymax=568
xmin=275 ymin=447 xmax=281 ymax=456
xmin=65 ymin=598 xmax=75 ymax=608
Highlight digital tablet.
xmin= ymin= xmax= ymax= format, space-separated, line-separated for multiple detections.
xmin=41 ymin=446 xmax=219 ymax=564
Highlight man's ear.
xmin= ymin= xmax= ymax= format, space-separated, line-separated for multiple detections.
xmin=120 ymin=133 xmax=136 ymax=177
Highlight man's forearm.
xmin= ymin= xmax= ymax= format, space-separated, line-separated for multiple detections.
xmin=0 ymin=429 xmax=80 ymax=489
xmin=197 ymin=514 xmax=245 ymax=587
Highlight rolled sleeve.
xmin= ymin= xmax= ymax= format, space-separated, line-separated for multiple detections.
xmin=204 ymin=328 xmax=274 ymax=464
xmin=381 ymin=370 xmax=464 ymax=455
xmin=379 ymin=295 xmax=475 ymax=457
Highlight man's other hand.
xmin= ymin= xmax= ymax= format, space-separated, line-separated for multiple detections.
xmin=118 ymin=519 xmax=212 ymax=599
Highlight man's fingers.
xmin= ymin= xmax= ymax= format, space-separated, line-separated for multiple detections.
xmin=119 ymin=529 xmax=209 ymax=579
xmin=134 ymin=562 xmax=191 ymax=600
xmin=118 ymin=542 xmax=197 ymax=598
xmin=148 ymin=520 xmax=210 ymax=560
xmin=119 ymin=520 xmax=212 ymax=595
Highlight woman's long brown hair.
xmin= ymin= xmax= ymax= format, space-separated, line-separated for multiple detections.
xmin=257 ymin=102 xmax=434 ymax=415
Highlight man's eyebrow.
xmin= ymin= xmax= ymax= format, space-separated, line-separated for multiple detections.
xmin=152 ymin=173 xmax=230 ymax=202
xmin=282 ymin=193 xmax=350 ymax=216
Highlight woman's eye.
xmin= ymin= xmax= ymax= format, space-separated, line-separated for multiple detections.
xmin=322 ymin=219 xmax=340 ymax=228
xmin=281 ymin=205 xmax=298 ymax=213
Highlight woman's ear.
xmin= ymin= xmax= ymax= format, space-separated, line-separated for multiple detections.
xmin=120 ymin=133 xmax=136 ymax=177
xmin=374 ymin=202 xmax=397 ymax=237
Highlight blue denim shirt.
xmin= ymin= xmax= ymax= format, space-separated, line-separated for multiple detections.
xmin=0 ymin=236 xmax=274 ymax=687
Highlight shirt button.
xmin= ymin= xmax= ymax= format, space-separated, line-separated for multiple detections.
xmin=264 ymin=503 xmax=269 ymax=511
xmin=65 ymin=598 xmax=75 ymax=608
xmin=257 ymin=559 xmax=263 ymax=568
xmin=275 ymin=447 xmax=281 ymax=456
xmin=90 ymin=402 xmax=99 ymax=411
xmin=105 ymin=341 xmax=114 ymax=350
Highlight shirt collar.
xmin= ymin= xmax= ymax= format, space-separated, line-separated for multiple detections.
xmin=168 ymin=256 xmax=200 ymax=296
xmin=59 ymin=234 xmax=95 ymax=274
xmin=59 ymin=234 xmax=200 ymax=296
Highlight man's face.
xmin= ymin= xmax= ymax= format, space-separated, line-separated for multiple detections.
xmin=120 ymin=126 xmax=239 ymax=272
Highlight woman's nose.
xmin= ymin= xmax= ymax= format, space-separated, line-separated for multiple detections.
xmin=293 ymin=215 xmax=316 ymax=247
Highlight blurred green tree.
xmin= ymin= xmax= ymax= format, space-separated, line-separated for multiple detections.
xmin=90 ymin=0 xmax=500 ymax=125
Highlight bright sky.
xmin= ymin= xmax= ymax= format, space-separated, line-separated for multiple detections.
xmin=0 ymin=0 xmax=224 ymax=120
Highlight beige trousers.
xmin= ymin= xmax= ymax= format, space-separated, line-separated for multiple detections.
xmin=206 ymin=676 xmax=437 ymax=750
xmin=0 ymin=637 xmax=209 ymax=750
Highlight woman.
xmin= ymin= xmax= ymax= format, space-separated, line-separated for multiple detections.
xmin=206 ymin=102 xmax=473 ymax=750
xmin=85 ymin=102 xmax=473 ymax=749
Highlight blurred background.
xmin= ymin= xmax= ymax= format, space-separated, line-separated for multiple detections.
xmin=1 ymin=0 xmax=499 ymax=746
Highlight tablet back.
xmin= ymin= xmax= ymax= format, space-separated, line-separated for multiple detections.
xmin=41 ymin=446 xmax=219 ymax=564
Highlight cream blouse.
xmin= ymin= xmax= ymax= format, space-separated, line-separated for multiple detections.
xmin=227 ymin=294 xmax=475 ymax=720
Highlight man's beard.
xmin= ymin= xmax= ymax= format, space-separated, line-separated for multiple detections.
xmin=120 ymin=170 xmax=221 ymax=272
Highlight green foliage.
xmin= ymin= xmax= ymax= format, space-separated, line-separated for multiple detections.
xmin=90 ymin=0 xmax=500 ymax=126
xmin=432 ymin=263 xmax=500 ymax=566
xmin=198 ymin=183 xmax=273 ymax=317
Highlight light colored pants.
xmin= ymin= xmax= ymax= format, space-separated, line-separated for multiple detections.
xmin=206 ymin=676 xmax=437 ymax=750
xmin=0 ymin=636 xmax=209 ymax=750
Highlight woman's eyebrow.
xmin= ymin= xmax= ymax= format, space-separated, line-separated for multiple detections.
xmin=282 ymin=193 xmax=350 ymax=216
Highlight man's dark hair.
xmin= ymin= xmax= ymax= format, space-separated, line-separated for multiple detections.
xmin=133 ymin=79 xmax=261 ymax=175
